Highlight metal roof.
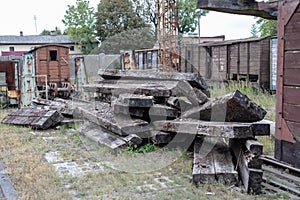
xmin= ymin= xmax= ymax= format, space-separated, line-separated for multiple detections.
xmin=0 ymin=35 xmax=74 ymax=45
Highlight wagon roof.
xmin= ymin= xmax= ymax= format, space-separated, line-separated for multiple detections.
xmin=28 ymin=44 xmax=70 ymax=53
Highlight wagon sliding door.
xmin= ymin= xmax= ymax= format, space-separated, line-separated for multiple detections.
xmin=275 ymin=0 xmax=300 ymax=167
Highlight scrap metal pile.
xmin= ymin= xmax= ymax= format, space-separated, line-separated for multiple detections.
xmin=2 ymin=69 xmax=270 ymax=194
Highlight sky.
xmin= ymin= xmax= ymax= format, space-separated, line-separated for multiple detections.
xmin=0 ymin=0 xmax=257 ymax=40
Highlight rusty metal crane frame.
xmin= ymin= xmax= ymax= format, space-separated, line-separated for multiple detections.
xmin=158 ymin=0 xmax=179 ymax=72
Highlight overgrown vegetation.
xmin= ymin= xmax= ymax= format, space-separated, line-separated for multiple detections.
xmin=0 ymin=105 xmax=286 ymax=199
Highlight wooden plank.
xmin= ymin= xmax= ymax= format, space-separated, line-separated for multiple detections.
xmin=213 ymin=139 xmax=238 ymax=185
xmin=1 ymin=108 xmax=63 ymax=129
xmin=98 ymin=69 xmax=208 ymax=91
xmin=118 ymin=93 xmax=153 ymax=107
xmin=74 ymin=103 xmax=151 ymax=138
xmin=78 ymin=122 xmax=127 ymax=150
xmin=229 ymin=139 xmax=263 ymax=194
xmin=262 ymin=165 xmax=300 ymax=185
xmin=284 ymin=51 xmax=300 ymax=69
xmin=150 ymin=130 xmax=176 ymax=145
xmin=286 ymin=121 xmax=300 ymax=138
xmin=263 ymin=176 xmax=300 ymax=197
xmin=283 ymin=86 xmax=300 ymax=105
xmin=283 ymin=103 xmax=300 ymax=123
xmin=153 ymin=119 xmax=270 ymax=138
xmin=192 ymin=137 xmax=216 ymax=184
xmin=181 ymin=90 xmax=267 ymax=122
xmin=284 ymin=68 xmax=300 ymax=86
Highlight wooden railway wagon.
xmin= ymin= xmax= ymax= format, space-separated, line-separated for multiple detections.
xmin=0 ymin=61 xmax=20 ymax=106
xmin=275 ymin=0 xmax=300 ymax=168
xmin=120 ymin=48 xmax=159 ymax=70
xmin=27 ymin=44 xmax=71 ymax=97
xmin=179 ymin=36 xmax=275 ymax=90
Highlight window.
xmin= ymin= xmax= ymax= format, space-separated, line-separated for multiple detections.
xmin=69 ymin=46 xmax=74 ymax=51
xmin=49 ymin=50 xmax=57 ymax=61
xmin=9 ymin=47 xmax=14 ymax=52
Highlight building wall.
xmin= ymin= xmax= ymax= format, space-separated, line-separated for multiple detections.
xmin=0 ymin=44 xmax=82 ymax=56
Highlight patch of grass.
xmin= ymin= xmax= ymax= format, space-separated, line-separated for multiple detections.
xmin=0 ymin=109 xmax=280 ymax=199
xmin=210 ymin=81 xmax=276 ymax=121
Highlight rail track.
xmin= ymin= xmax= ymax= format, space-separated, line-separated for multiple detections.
xmin=261 ymin=155 xmax=300 ymax=199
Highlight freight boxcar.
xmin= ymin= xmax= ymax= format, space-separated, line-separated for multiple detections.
xmin=179 ymin=36 xmax=276 ymax=90
xmin=0 ymin=61 xmax=20 ymax=107
xmin=27 ymin=44 xmax=71 ymax=98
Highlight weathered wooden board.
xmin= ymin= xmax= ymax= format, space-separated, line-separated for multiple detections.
xmin=150 ymin=130 xmax=176 ymax=145
xmin=182 ymin=90 xmax=267 ymax=122
xmin=113 ymin=103 xmax=178 ymax=120
xmin=197 ymin=0 xmax=278 ymax=20
xmin=283 ymin=103 xmax=300 ymax=123
xmin=98 ymin=69 xmax=208 ymax=91
xmin=213 ymin=139 xmax=238 ymax=185
xmin=229 ymin=139 xmax=263 ymax=194
xmin=118 ymin=94 xmax=153 ymax=107
xmin=153 ymin=119 xmax=270 ymax=138
xmin=167 ymin=96 xmax=193 ymax=111
xmin=78 ymin=122 xmax=127 ymax=150
xmin=83 ymin=80 xmax=174 ymax=98
xmin=1 ymin=108 xmax=63 ymax=129
xmin=284 ymin=68 xmax=300 ymax=86
xmin=84 ymin=79 xmax=207 ymax=107
xmin=283 ymin=86 xmax=300 ymax=105
xmin=113 ymin=102 xmax=146 ymax=118
xmin=74 ymin=102 xmax=151 ymax=138
xmin=193 ymin=137 xmax=238 ymax=185
xmin=193 ymin=137 xmax=216 ymax=184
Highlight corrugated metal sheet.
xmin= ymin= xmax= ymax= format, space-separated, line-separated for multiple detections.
xmin=270 ymin=38 xmax=278 ymax=91
xmin=0 ymin=72 xmax=6 ymax=85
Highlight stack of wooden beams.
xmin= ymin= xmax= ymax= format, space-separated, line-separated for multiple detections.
xmin=80 ymin=69 xmax=270 ymax=193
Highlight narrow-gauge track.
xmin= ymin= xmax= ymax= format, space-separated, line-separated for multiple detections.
xmin=261 ymin=155 xmax=300 ymax=199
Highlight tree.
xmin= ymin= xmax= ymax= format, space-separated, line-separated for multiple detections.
xmin=62 ymin=0 xmax=96 ymax=54
xmin=132 ymin=0 xmax=208 ymax=38
xmin=40 ymin=27 xmax=63 ymax=35
xmin=178 ymin=0 xmax=208 ymax=34
xmin=91 ymin=27 xmax=155 ymax=54
xmin=132 ymin=0 xmax=159 ymax=39
xmin=251 ymin=17 xmax=277 ymax=37
xmin=95 ymin=0 xmax=147 ymax=42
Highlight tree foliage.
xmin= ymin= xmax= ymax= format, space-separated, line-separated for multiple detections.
xmin=132 ymin=0 xmax=159 ymax=39
xmin=40 ymin=27 xmax=63 ymax=35
xmin=95 ymin=0 xmax=147 ymax=42
xmin=91 ymin=27 xmax=155 ymax=54
xmin=178 ymin=0 xmax=208 ymax=34
xmin=251 ymin=17 xmax=277 ymax=37
xmin=132 ymin=0 xmax=208 ymax=36
xmin=62 ymin=0 xmax=96 ymax=54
